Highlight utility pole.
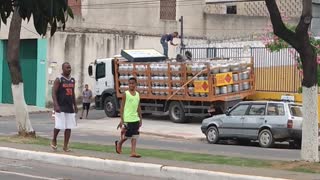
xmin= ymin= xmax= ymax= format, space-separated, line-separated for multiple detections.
xmin=179 ymin=16 xmax=185 ymax=53
xmin=311 ymin=0 xmax=320 ymax=36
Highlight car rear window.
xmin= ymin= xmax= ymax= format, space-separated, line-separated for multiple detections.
xmin=289 ymin=105 xmax=302 ymax=117
xmin=267 ymin=103 xmax=285 ymax=116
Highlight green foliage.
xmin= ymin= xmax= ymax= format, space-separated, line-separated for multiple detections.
xmin=0 ymin=0 xmax=74 ymax=36
xmin=265 ymin=24 xmax=320 ymax=86
xmin=0 ymin=0 xmax=13 ymax=26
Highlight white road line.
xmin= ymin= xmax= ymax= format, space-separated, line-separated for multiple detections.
xmin=0 ymin=170 xmax=59 ymax=180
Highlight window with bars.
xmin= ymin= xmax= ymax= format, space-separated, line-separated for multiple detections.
xmin=160 ymin=0 xmax=176 ymax=20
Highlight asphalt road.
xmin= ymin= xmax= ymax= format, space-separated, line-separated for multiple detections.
xmin=0 ymin=157 xmax=165 ymax=180
xmin=0 ymin=110 xmax=315 ymax=161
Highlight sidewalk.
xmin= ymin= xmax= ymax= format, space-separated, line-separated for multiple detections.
xmin=0 ymin=142 xmax=319 ymax=180
xmin=0 ymin=103 xmax=50 ymax=117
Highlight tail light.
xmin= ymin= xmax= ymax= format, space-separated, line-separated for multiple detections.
xmin=287 ymin=120 xmax=293 ymax=129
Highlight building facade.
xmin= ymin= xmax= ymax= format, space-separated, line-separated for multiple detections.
xmin=0 ymin=0 xmax=303 ymax=106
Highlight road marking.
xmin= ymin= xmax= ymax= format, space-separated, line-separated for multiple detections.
xmin=0 ymin=170 xmax=59 ymax=180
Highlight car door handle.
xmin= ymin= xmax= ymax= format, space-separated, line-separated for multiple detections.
xmin=240 ymin=117 xmax=245 ymax=120
xmin=105 ymin=81 xmax=108 ymax=86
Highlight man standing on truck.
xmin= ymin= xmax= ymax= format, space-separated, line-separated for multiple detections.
xmin=115 ymin=77 xmax=142 ymax=158
xmin=51 ymin=62 xmax=78 ymax=152
xmin=160 ymin=32 xmax=179 ymax=59
xmin=80 ymin=84 xmax=92 ymax=119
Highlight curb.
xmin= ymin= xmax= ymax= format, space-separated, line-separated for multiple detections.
xmin=0 ymin=147 xmax=289 ymax=180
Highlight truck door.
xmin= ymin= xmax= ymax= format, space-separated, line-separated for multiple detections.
xmin=94 ymin=60 xmax=115 ymax=96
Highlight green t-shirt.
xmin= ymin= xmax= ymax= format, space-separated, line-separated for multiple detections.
xmin=123 ymin=90 xmax=140 ymax=123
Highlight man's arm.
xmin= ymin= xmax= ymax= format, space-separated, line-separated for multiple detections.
xmin=138 ymin=102 xmax=142 ymax=127
xmin=52 ymin=79 xmax=60 ymax=112
xmin=119 ymin=93 xmax=126 ymax=127
xmin=72 ymin=81 xmax=78 ymax=113
xmin=170 ymin=40 xmax=178 ymax=46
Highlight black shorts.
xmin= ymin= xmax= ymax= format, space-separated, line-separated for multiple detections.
xmin=124 ymin=121 xmax=140 ymax=138
xmin=83 ymin=103 xmax=90 ymax=110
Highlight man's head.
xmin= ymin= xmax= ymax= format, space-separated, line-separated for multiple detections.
xmin=85 ymin=84 xmax=89 ymax=90
xmin=62 ymin=62 xmax=71 ymax=76
xmin=173 ymin=32 xmax=179 ymax=38
xmin=128 ymin=77 xmax=137 ymax=91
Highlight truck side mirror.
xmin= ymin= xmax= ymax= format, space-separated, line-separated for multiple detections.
xmin=88 ymin=65 xmax=93 ymax=77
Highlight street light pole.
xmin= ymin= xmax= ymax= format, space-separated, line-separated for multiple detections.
xmin=179 ymin=16 xmax=185 ymax=53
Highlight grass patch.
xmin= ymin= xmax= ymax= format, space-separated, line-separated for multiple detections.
xmin=0 ymin=135 xmax=319 ymax=174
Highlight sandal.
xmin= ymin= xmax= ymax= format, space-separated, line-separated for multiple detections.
xmin=50 ymin=144 xmax=57 ymax=151
xmin=130 ymin=154 xmax=141 ymax=158
xmin=63 ymin=148 xmax=72 ymax=152
xmin=115 ymin=141 xmax=120 ymax=154
xmin=50 ymin=143 xmax=58 ymax=151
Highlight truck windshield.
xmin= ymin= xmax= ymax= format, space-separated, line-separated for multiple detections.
xmin=96 ymin=63 xmax=105 ymax=80
xmin=289 ymin=105 xmax=302 ymax=117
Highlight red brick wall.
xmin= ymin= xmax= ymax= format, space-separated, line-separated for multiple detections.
xmin=68 ymin=0 xmax=81 ymax=16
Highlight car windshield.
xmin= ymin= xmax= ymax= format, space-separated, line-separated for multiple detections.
xmin=289 ymin=104 xmax=302 ymax=117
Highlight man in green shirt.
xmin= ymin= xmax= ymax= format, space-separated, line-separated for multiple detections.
xmin=115 ymin=77 xmax=142 ymax=158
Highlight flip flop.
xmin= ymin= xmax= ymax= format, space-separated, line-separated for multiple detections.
xmin=115 ymin=141 xmax=120 ymax=154
xmin=130 ymin=154 xmax=141 ymax=158
xmin=63 ymin=148 xmax=72 ymax=152
xmin=50 ymin=144 xmax=57 ymax=151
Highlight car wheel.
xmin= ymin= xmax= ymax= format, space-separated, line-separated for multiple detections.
xmin=206 ymin=126 xmax=219 ymax=144
xmin=258 ymin=129 xmax=274 ymax=148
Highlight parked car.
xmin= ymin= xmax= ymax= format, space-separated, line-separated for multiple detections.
xmin=201 ymin=101 xmax=302 ymax=148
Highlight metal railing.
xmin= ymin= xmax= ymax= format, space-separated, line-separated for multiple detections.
xmin=181 ymin=47 xmax=302 ymax=93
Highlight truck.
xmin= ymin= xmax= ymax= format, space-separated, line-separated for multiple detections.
xmin=88 ymin=49 xmax=255 ymax=123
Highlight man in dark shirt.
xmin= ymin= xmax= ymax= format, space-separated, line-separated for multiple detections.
xmin=51 ymin=62 xmax=78 ymax=152
xmin=160 ymin=32 xmax=179 ymax=59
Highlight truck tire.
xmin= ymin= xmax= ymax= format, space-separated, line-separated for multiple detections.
xmin=169 ymin=101 xmax=186 ymax=123
xmin=104 ymin=96 xmax=118 ymax=117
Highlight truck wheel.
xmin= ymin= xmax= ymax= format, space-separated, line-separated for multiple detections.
xmin=104 ymin=96 xmax=118 ymax=117
xmin=258 ymin=129 xmax=274 ymax=148
xmin=169 ymin=101 xmax=186 ymax=123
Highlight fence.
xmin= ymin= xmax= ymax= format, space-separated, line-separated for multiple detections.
xmin=181 ymin=47 xmax=302 ymax=93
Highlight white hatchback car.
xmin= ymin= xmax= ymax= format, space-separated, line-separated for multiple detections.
xmin=201 ymin=101 xmax=302 ymax=148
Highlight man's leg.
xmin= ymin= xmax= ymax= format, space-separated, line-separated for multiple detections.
xmin=63 ymin=129 xmax=71 ymax=151
xmin=80 ymin=104 xmax=85 ymax=119
xmin=163 ymin=43 xmax=169 ymax=59
xmin=161 ymin=42 xmax=168 ymax=58
xmin=85 ymin=104 xmax=90 ymax=118
xmin=117 ymin=137 xmax=127 ymax=153
xmin=131 ymin=138 xmax=137 ymax=156
xmin=52 ymin=128 xmax=60 ymax=147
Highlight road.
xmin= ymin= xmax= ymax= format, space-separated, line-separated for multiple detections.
xmin=0 ymin=110 xmax=315 ymax=161
xmin=0 ymin=157 xmax=165 ymax=180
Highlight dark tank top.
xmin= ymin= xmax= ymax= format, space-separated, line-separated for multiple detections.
xmin=56 ymin=75 xmax=75 ymax=113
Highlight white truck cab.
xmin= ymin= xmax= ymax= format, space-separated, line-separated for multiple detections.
xmin=88 ymin=58 xmax=119 ymax=115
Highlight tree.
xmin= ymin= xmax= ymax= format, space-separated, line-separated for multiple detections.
xmin=265 ymin=0 xmax=319 ymax=162
xmin=0 ymin=0 xmax=73 ymax=136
